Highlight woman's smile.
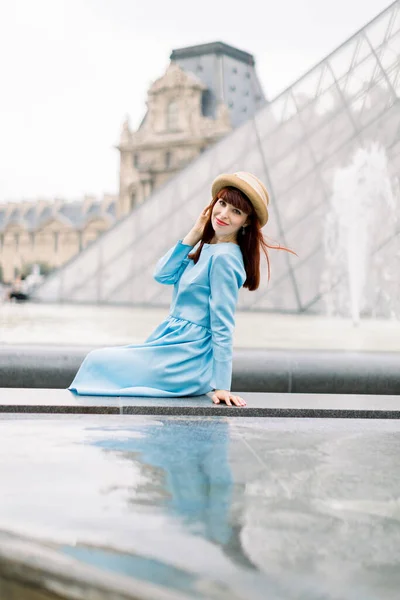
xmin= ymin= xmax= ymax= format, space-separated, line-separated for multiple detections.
xmin=215 ymin=217 xmax=229 ymax=227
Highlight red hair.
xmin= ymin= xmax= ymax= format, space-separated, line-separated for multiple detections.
xmin=188 ymin=187 xmax=296 ymax=291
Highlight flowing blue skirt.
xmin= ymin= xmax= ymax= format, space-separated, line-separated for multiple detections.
xmin=68 ymin=316 xmax=213 ymax=397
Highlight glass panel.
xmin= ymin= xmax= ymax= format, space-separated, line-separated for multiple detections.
xmin=261 ymin=116 xmax=305 ymax=165
xmin=350 ymin=80 xmax=392 ymax=128
xmin=278 ymin=174 xmax=327 ymax=232
xmin=269 ymin=144 xmax=316 ymax=195
xmin=299 ymin=85 xmax=344 ymax=130
xmin=390 ymin=5 xmax=400 ymax=37
xmin=293 ymin=247 xmax=326 ymax=309
xmin=308 ymin=109 xmax=355 ymax=163
xmin=269 ymin=91 xmax=298 ymax=125
xmin=366 ymin=7 xmax=397 ymax=49
xmin=352 ymin=35 xmax=375 ymax=67
xmin=329 ymin=38 xmax=361 ymax=81
xmin=252 ymin=103 xmax=277 ymax=140
xmin=250 ymin=273 xmax=300 ymax=311
xmin=388 ymin=142 xmax=400 ymax=179
xmin=291 ymin=65 xmax=329 ymax=101
xmin=212 ymin=121 xmax=257 ymax=171
xmin=378 ymin=30 xmax=400 ymax=71
xmin=368 ymin=232 xmax=400 ymax=319
xmin=282 ymin=204 xmax=325 ymax=266
xmin=360 ymin=101 xmax=400 ymax=153
xmin=260 ymin=203 xmax=285 ymax=245
xmin=63 ymin=243 xmax=99 ymax=291
xmin=387 ymin=63 xmax=400 ymax=97
xmin=337 ymin=54 xmax=382 ymax=99
xmin=238 ymin=147 xmax=265 ymax=179
xmin=318 ymin=138 xmax=363 ymax=196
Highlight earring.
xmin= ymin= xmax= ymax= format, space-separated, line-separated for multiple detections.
xmin=241 ymin=226 xmax=246 ymax=235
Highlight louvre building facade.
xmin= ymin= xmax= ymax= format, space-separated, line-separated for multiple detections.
xmin=0 ymin=41 xmax=264 ymax=284
xmin=36 ymin=2 xmax=400 ymax=317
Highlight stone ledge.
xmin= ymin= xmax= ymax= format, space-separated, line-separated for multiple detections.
xmin=1 ymin=345 xmax=400 ymax=395
xmin=0 ymin=388 xmax=399 ymax=419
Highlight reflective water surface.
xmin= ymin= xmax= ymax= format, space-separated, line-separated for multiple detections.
xmin=1 ymin=415 xmax=400 ymax=599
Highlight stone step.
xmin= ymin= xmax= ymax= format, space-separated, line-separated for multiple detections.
xmin=0 ymin=388 xmax=399 ymax=418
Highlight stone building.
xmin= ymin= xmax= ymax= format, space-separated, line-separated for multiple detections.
xmin=117 ymin=41 xmax=266 ymax=217
xmin=0 ymin=41 xmax=265 ymax=283
xmin=0 ymin=195 xmax=116 ymax=283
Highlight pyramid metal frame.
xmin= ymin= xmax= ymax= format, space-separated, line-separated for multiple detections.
xmin=36 ymin=1 xmax=400 ymax=315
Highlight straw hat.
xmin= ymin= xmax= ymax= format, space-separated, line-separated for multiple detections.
xmin=211 ymin=171 xmax=269 ymax=227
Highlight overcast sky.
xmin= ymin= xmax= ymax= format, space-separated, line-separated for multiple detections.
xmin=0 ymin=0 xmax=391 ymax=203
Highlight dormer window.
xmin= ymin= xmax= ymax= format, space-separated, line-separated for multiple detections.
xmin=166 ymin=101 xmax=179 ymax=130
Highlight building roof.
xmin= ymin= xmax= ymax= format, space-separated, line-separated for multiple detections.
xmin=170 ymin=41 xmax=255 ymax=66
xmin=0 ymin=197 xmax=117 ymax=233
xmin=170 ymin=40 xmax=266 ymax=128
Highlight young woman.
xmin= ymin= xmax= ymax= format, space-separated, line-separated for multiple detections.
xmin=69 ymin=171 xmax=294 ymax=407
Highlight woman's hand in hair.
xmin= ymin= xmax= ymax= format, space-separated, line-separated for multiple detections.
xmin=211 ymin=390 xmax=246 ymax=407
xmin=182 ymin=205 xmax=211 ymax=246
xmin=193 ymin=205 xmax=211 ymax=236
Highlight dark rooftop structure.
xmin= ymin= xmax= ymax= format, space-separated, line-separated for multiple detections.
xmin=170 ymin=41 xmax=266 ymax=128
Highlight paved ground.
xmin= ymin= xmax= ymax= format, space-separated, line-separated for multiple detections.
xmin=1 ymin=301 xmax=400 ymax=351
xmin=1 ymin=413 xmax=399 ymax=599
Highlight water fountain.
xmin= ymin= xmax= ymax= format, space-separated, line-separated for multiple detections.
xmin=323 ymin=144 xmax=397 ymax=325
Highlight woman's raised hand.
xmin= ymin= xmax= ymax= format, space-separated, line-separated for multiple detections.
xmin=193 ymin=205 xmax=211 ymax=235
xmin=182 ymin=205 xmax=212 ymax=246
xmin=211 ymin=390 xmax=246 ymax=407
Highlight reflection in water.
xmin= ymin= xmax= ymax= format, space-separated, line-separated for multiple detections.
xmin=63 ymin=545 xmax=202 ymax=598
xmin=3 ymin=416 xmax=400 ymax=598
xmin=64 ymin=418 xmax=258 ymax=597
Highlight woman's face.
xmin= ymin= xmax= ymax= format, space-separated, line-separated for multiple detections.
xmin=211 ymin=198 xmax=249 ymax=241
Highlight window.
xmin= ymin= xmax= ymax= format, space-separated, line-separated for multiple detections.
xmin=166 ymin=101 xmax=179 ymax=130
xmin=201 ymin=89 xmax=212 ymax=117
xmin=196 ymin=64 xmax=203 ymax=72
xmin=130 ymin=192 xmax=136 ymax=210
xmin=133 ymin=153 xmax=139 ymax=168
xmin=165 ymin=151 xmax=172 ymax=169
xmin=232 ymin=67 xmax=238 ymax=74
xmin=230 ymin=85 xmax=236 ymax=92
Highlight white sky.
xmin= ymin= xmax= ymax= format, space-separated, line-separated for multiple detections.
xmin=0 ymin=0 xmax=391 ymax=203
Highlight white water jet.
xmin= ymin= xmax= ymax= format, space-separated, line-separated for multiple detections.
xmin=323 ymin=144 xmax=395 ymax=325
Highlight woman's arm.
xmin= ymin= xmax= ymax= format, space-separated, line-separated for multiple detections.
xmin=209 ymin=253 xmax=245 ymax=393
xmin=153 ymin=240 xmax=194 ymax=285
xmin=154 ymin=207 xmax=210 ymax=285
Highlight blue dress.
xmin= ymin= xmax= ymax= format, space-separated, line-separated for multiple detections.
xmin=68 ymin=240 xmax=246 ymax=396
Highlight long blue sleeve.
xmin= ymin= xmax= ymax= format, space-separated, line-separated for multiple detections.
xmin=209 ymin=253 xmax=245 ymax=391
xmin=153 ymin=240 xmax=193 ymax=285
